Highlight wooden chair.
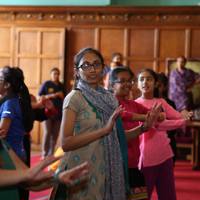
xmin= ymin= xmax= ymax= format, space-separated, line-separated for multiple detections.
xmin=175 ymin=128 xmax=194 ymax=163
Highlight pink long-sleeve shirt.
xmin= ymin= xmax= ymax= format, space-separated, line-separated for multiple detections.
xmin=135 ymin=97 xmax=186 ymax=169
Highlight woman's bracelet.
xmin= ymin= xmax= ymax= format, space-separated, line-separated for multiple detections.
xmin=53 ymin=168 xmax=63 ymax=184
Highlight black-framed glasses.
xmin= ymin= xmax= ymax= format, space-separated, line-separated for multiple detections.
xmin=113 ymin=79 xmax=135 ymax=84
xmin=78 ymin=61 xmax=102 ymax=71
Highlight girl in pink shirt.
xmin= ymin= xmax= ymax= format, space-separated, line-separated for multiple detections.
xmin=135 ymin=68 xmax=187 ymax=200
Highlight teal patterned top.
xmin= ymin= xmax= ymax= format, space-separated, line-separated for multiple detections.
xmin=52 ymin=90 xmax=106 ymax=200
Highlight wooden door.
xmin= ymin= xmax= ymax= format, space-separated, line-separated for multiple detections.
xmin=0 ymin=26 xmax=14 ymax=67
xmin=15 ymin=27 xmax=65 ymax=149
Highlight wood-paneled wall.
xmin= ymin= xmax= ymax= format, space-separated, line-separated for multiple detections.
xmin=1 ymin=6 xmax=200 ymax=147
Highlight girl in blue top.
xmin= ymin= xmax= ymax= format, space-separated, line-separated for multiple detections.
xmin=0 ymin=66 xmax=29 ymax=161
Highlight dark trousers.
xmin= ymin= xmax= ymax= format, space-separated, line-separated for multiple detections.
xmin=142 ymin=158 xmax=176 ymax=200
xmin=42 ymin=118 xmax=61 ymax=157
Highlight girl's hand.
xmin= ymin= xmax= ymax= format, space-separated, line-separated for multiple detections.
xmin=103 ymin=105 xmax=124 ymax=134
xmin=143 ymin=103 xmax=162 ymax=130
xmin=58 ymin=161 xmax=90 ymax=186
xmin=181 ymin=109 xmax=193 ymax=120
xmin=157 ymin=112 xmax=166 ymax=122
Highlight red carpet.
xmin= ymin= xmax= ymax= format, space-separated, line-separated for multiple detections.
xmin=152 ymin=161 xmax=200 ymax=200
xmin=174 ymin=161 xmax=200 ymax=200
xmin=30 ymin=155 xmax=200 ymax=200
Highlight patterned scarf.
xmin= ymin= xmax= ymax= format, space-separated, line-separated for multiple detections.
xmin=77 ymin=80 xmax=126 ymax=200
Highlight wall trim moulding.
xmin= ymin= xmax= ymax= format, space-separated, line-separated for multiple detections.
xmin=0 ymin=6 xmax=200 ymax=26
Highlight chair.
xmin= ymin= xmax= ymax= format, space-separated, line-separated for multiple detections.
xmin=175 ymin=128 xmax=194 ymax=163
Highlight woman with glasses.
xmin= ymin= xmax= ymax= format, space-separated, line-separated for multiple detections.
xmin=50 ymin=47 xmax=128 ymax=200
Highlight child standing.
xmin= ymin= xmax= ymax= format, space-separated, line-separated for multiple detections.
xmin=109 ymin=67 xmax=149 ymax=200
xmin=135 ymin=69 xmax=187 ymax=200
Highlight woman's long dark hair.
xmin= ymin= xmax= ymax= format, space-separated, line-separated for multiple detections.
xmin=1 ymin=66 xmax=34 ymax=132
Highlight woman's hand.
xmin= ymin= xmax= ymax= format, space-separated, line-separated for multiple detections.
xmin=0 ymin=129 xmax=6 ymax=139
xmin=23 ymin=155 xmax=62 ymax=186
xmin=58 ymin=161 xmax=90 ymax=186
xmin=103 ymin=105 xmax=124 ymax=135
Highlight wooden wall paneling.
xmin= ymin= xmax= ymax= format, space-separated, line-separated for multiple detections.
xmin=19 ymin=58 xmax=39 ymax=88
xmin=123 ymin=28 xmax=129 ymax=66
xmin=15 ymin=27 xmax=65 ymax=147
xmin=185 ymin=29 xmax=191 ymax=57
xmin=38 ymin=31 xmax=42 ymax=93
xmin=15 ymin=28 xmax=41 ymax=146
xmin=153 ymin=28 xmax=159 ymax=71
xmin=41 ymin=29 xmax=65 ymax=83
xmin=0 ymin=58 xmax=11 ymax=67
xmin=66 ymin=28 xmax=95 ymax=90
xmin=129 ymin=60 xmax=154 ymax=75
xmin=39 ymin=28 xmax=65 ymax=147
xmin=69 ymin=28 xmax=95 ymax=55
xmin=41 ymin=58 xmax=60 ymax=81
xmin=99 ymin=28 xmax=125 ymax=65
xmin=94 ymin=27 xmax=100 ymax=49
xmin=158 ymin=61 xmax=167 ymax=73
xmin=0 ymin=26 xmax=14 ymax=67
xmin=129 ymin=28 xmax=155 ymax=58
xmin=129 ymin=28 xmax=155 ymax=72
xmin=15 ymin=28 xmax=40 ymax=91
xmin=190 ymin=29 xmax=200 ymax=58
xmin=159 ymin=28 xmax=186 ymax=59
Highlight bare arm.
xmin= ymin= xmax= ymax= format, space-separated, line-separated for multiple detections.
xmin=45 ymin=91 xmax=64 ymax=100
xmin=0 ymin=118 xmax=11 ymax=138
xmin=61 ymin=106 xmax=123 ymax=152
xmin=131 ymin=113 xmax=146 ymax=121
xmin=124 ymin=103 xmax=162 ymax=140
xmin=0 ymin=169 xmax=29 ymax=187
xmin=125 ymin=125 xmax=144 ymax=140
xmin=0 ymin=150 xmax=60 ymax=188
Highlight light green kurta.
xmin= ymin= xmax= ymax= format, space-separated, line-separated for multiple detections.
xmin=52 ymin=90 xmax=106 ymax=200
